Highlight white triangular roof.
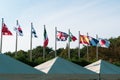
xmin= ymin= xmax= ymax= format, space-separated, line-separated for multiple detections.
xmin=0 ymin=54 xmax=44 ymax=74
xmin=35 ymin=57 xmax=98 ymax=79
xmin=35 ymin=57 xmax=97 ymax=74
xmin=85 ymin=59 xmax=120 ymax=79
xmin=35 ymin=56 xmax=56 ymax=73
xmin=85 ymin=59 xmax=101 ymax=73
xmin=85 ymin=59 xmax=120 ymax=74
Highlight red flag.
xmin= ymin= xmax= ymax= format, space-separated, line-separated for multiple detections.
xmin=2 ymin=23 xmax=12 ymax=35
xmin=71 ymin=36 xmax=77 ymax=41
xmin=69 ymin=32 xmax=77 ymax=42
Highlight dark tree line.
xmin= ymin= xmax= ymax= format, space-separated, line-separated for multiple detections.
xmin=4 ymin=36 xmax=120 ymax=67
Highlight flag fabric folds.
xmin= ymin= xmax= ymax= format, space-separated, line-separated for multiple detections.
xmin=14 ymin=24 xmax=23 ymax=36
xmin=2 ymin=23 xmax=12 ymax=35
xmin=97 ymin=38 xmax=110 ymax=48
xmin=79 ymin=35 xmax=110 ymax=48
xmin=31 ymin=26 xmax=37 ymax=38
xmin=80 ymin=35 xmax=89 ymax=45
xmin=69 ymin=32 xmax=77 ymax=42
xmin=57 ymin=31 xmax=69 ymax=41
xmin=43 ymin=26 xmax=49 ymax=48
xmin=89 ymin=36 xmax=99 ymax=46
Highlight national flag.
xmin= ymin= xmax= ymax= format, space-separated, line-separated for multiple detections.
xmin=14 ymin=24 xmax=23 ymax=36
xmin=97 ymin=38 xmax=110 ymax=48
xmin=2 ymin=23 xmax=12 ymax=35
xmin=80 ymin=35 xmax=89 ymax=45
xmin=69 ymin=32 xmax=77 ymax=42
xmin=43 ymin=26 xmax=49 ymax=48
xmin=57 ymin=31 xmax=69 ymax=41
xmin=88 ymin=36 xmax=99 ymax=46
xmin=31 ymin=26 xmax=37 ymax=38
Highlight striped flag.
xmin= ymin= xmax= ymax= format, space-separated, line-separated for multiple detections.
xmin=43 ymin=26 xmax=49 ymax=48
xmin=80 ymin=35 xmax=89 ymax=45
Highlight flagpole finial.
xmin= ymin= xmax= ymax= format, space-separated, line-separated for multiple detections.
xmin=2 ymin=18 xmax=4 ymax=23
xmin=96 ymin=34 xmax=98 ymax=38
xmin=2 ymin=18 xmax=4 ymax=20
xmin=44 ymin=25 xmax=46 ymax=29
xmin=31 ymin=22 xmax=33 ymax=26
xmin=16 ymin=20 xmax=19 ymax=25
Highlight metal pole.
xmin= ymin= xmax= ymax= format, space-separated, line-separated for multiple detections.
xmin=68 ymin=29 xmax=70 ymax=59
xmin=30 ymin=22 xmax=33 ymax=61
xmin=43 ymin=25 xmax=46 ymax=60
xmin=0 ymin=18 xmax=4 ymax=53
xmin=87 ymin=32 xmax=89 ymax=61
xmin=96 ymin=34 xmax=98 ymax=60
xmin=15 ymin=20 xmax=18 ymax=57
xmin=78 ymin=31 xmax=80 ymax=59
xmin=55 ymin=27 xmax=57 ymax=57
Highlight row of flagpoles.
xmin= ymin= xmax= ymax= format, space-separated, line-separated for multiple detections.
xmin=0 ymin=18 xmax=110 ymax=61
xmin=55 ymin=27 xmax=110 ymax=60
xmin=0 ymin=18 xmax=49 ymax=61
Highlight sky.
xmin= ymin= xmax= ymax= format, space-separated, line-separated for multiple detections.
xmin=0 ymin=0 xmax=120 ymax=53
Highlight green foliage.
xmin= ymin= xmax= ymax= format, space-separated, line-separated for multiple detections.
xmin=4 ymin=36 xmax=120 ymax=67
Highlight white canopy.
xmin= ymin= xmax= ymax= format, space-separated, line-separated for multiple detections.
xmin=0 ymin=54 xmax=45 ymax=80
xmin=35 ymin=57 xmax=98 ymax=80
xmin=85 ymin=59 xmax=120 ymax=80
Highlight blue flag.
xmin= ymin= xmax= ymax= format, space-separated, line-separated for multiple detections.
xmin=89 ymin=36 xmax=99 ymax=46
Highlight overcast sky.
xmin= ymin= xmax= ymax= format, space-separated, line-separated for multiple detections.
xmin=0 ymin=0 xmax=120 ymax=53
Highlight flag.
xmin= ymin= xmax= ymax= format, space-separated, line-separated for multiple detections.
xmin=43 ymin=26 xmax=49 ymax=48
xmin=14 ymin=24 xmax=23 ymax=36
xmin=89 ymin=36 xmax=99 ymax=46
xmin=80 ymin=35 xmax=89 ymax=45
xmin=31 ymin=26 xmax=37 ymax=38
xmin=57 ymin=31 xmax=69 ymax=41
xmin=2 ymin=23 xmax=12 ymax=35
xmin=97 ymin=38 xmax=110 ymax=48
xmin=69 ymin=32 xmax=77 ymax=42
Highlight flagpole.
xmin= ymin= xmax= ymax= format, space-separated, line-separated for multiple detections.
xmin=68 ymin=29 xmax=70 ymax=59
xmin=15 ymin=20 xmax=18 ymax=57
xmin=96 ymin=34 xmax=98 ymax=60
xmin=43 ymin=25 xmax=46 ymax=60
xmin=0 ymin=18 xmax=4 ymax=53
xmin=30 ymin=22 xmax=33 ymax=61
xmin=55 ymin=27 xmax=57 ymax=57
xmin=87 ymin=32 xmax=89 ymax=61
xmin=78 ymin=31 xmax=80 ymax=59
